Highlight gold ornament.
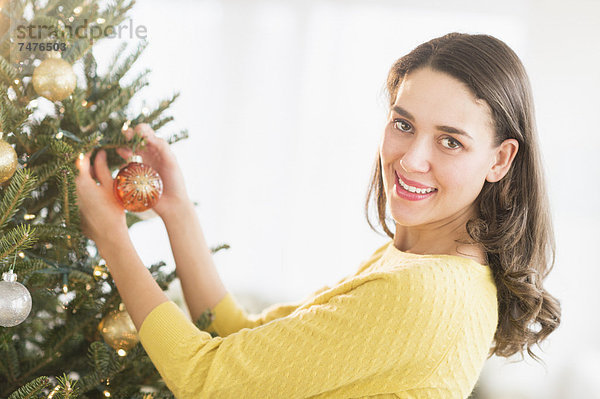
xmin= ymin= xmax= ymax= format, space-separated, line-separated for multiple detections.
xmin=98 ymin=305 xmax=139 ymax=351
xmin=0 ymin=135 xmax=18 ymax=183
xmin=0 ymin=0 xmax=9 ymax=37
xmin=32 ymin=57 xmax=77 ymax=102
xmin=93 ymin=264 xmax=109 ymax=280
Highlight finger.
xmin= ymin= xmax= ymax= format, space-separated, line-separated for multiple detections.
xmin=134 ymin=123 xmax=154 ymax=138
xmin=75 ymin=151 xmax=93 ymax=185
xmin=116 ymin=147 xmax=133 ymax=161
xmin=135 ymin=124 xmax=162 ymax=146
xmin=93 ymin=150 xmax=114 ymax=188
xmin=123 ymin=127 xmax=135 ymax=141
xmin=89 ymin=154 xmax=98 ymax=181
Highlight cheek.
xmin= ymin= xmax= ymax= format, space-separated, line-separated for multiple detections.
xmin=379 ymin=130 xmax=402 ymax=164
xmin=379 ymin=131 xmax=397 ymax=193
xmin=437 ymin=156 xmax=490 ymax=196
xmin=379 ymin=129 xmax=394 ymax=159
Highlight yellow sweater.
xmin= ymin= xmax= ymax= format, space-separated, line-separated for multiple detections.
xmin=138 ymin=240 xmax=498 ymax=398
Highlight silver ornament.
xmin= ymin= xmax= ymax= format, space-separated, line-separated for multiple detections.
xmin=0 ymin=271 xmax=32 ymax=327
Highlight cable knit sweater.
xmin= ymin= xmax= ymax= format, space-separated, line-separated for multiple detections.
xmin=138 ymin=240 xmax=498 ymax=398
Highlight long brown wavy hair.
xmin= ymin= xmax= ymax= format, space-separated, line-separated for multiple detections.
xmin=364 ymin=32 xmax=561 ymax=363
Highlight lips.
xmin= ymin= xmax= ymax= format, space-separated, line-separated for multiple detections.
xmin=395 ymin=171 xmax=437 ymax=190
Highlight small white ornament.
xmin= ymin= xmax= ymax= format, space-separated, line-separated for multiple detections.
xmin=0 ymin=270 xmax=32 ymax=327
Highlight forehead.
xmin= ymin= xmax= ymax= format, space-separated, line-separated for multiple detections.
xmin=393 ymin=67 xmax=494 ymax=134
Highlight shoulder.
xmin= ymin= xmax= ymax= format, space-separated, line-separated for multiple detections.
xmin=378 ymin=256 xmax=497 ymax=312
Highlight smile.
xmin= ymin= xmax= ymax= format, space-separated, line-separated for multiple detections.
xmin=395 ymin=172 xmax=437 ymax=194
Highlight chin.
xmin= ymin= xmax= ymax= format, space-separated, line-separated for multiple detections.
xmin=389 ymin=206 xmax=428 ymax=227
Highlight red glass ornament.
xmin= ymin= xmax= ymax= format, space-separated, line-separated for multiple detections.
xmin=113 ymin=155 xmax=163 ymax=212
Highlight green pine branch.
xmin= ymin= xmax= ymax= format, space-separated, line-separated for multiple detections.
xmin=0 ymin=257 xmax=47 ymax=276
xmin=3 ymin=337 xmax=21 ymax=385
xmin=0 ymin=55 xmax=19 ymax=85
xmin=0 ymin=87 xmax=32 ymax=141
xmin=0 ymin=1 xmax=192 ymax=396
xmin=6 ymin=376 xmax=50 ymax=399
xmin=28 ymin=224 xmax=79 ymax=246
xmin=0 ymin=224 xmax=38 ymax=261
xmin=105 ymin=40 xmax=148 ymax=86
xmin=49 ymin=373 xmax=80 ymax=399
xmin=163 ymin=128 xmax=189 ymax=146
xmin=0 ymin=167 xmax=38 ymax=230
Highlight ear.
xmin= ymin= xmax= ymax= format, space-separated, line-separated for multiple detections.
xmin=486 ymin=139 xmax=519 ymax=183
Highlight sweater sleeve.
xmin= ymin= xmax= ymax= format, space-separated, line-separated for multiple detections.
xmin=203 ymin=277 xmax=346 ymax=337
xmin=204 ymin=243 xmax=390 ymax=337
xmin=138 ymin=270 xmax=464 ymax=399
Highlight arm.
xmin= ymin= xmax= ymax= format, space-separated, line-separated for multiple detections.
xmin=74 ymin=149 xmax=169 ymax=330
xmin=137 ymin=270 xmax=465 ymax=398
xmin=115 ymin=124 xmax=228 ymax=322
xmin=95 ymin=230 xmax=169 ymax=330
xmin=159 ymin=199 xmax=228 ymax=322
xmin=204 ymin=240 xmax=392 ymax=337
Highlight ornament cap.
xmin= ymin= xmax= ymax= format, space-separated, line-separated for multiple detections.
xmin=2 ymin=271 xmax=17 ymax=283
xmin=127 ymin=155 xmax=143 ymax=164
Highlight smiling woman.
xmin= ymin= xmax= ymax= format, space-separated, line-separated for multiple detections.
xmin=75 ymin=32 xmax=561 ymax=399
xmin=379 ymin=66 xmax=519 ymax=260
xmin=366 ymin=32 xmax=561 ymax=362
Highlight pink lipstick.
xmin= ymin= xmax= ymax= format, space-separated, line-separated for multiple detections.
xmin=394 ymin=171 xmax=437 ymax=201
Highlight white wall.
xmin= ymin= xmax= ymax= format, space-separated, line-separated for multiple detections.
xmin=92 ymin=0 xmax=600 ymax=397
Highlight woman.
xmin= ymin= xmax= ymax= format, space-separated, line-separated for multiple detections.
xmin=75 ymin=32 xmax=561 ymax=398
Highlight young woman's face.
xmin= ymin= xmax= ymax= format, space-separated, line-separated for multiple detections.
xmin=380 ymin=67 xmax=500 ymax=229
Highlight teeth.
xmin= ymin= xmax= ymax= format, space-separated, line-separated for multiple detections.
xmin=398 ymin=176 xmax=436 ymax=194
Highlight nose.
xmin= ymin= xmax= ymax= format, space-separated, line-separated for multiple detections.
xmin=400 ymin=138 xmax=431 ymax=174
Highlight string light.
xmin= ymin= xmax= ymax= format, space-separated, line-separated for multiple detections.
xmin=14 ymin=79 xmax=19 ymax=84
xmin=62 ymin=284 xmax=68 ymax=294
xmin=24 ymin=214 xmax=36 ymax=220
xmin=117 ymin=349 xmax=127 ymax=357
xmin=97 ymin=18 xmax=105 ymax=24
xmin=47 ymin=385 xmax=60 ymax=398
xmin=103 ymin=390 xmax=111 ymax=397
xmin=73 ymin=6 xmax=82 ymax=15
xmin=55 ymin=131 xmax=63 ymax=139
xmin=93 ymin=265 xmax=109 ymax=280
xmin=81 ymin=100 xmax=88 ymax=107
xmin=18 ymin=252 xmax=25 ymax=258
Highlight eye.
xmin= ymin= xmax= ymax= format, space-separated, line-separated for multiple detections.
xmin=393 ymin=119 xmax=413 ymax=133
xmin=441 ymin=137 xmax=462 ymax=150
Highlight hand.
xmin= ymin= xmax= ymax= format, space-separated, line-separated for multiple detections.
xmin=116 ymin=124 xmax=190 ymax=219
xmin=74 ymin=149 xmax=128 ymax=248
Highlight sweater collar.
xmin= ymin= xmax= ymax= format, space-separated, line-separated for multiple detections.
xmin=380 ymin=240 xmax=491 ymax=273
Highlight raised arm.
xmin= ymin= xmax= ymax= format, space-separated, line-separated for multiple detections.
xmin=115 ymin=124 xmax=227 ymax=322
xmin=159 ymin=199 xmax=227 ymax=321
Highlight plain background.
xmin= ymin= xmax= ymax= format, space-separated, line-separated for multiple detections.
xmin=88 ymin=0 xmax=599 ymax=397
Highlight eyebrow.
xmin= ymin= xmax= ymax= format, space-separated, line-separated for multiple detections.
xmin=391 ymin=105 xmax=474 ymax=140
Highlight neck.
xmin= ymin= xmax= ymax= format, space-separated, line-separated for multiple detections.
xmin=393 ymin=206 xmax=479 ymax=256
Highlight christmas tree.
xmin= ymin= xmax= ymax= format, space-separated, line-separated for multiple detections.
xmin=0 ymin=1 xmax=217 ymax=397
